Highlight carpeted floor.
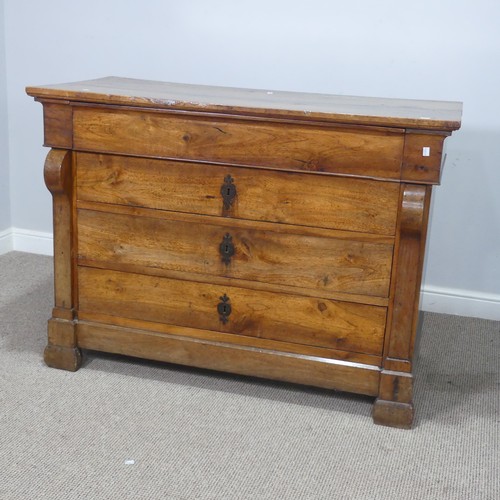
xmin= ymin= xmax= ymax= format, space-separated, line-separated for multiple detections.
xmin=0 ymin=251 xmax=498 ymax=500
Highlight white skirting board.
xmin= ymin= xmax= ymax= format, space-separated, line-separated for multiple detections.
xmin=420 ymin=287 xmax=500 ymax=322
xmin=0 ymin=228 xmax=498 ymax=321
xmin=0 ymin=228 xmax=14 ymax=254
xmin=0 ymin=227 xmax=53 ymax=256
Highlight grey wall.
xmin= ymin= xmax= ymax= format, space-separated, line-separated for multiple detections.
xmin=0 ymin=0 xmax=11 ymax=232
xmin=3 ymin=0 xmax=500 ymax=317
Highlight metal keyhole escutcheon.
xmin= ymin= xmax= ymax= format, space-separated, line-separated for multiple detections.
xmin=217 ymin=294 xmax=231 ymax=324
xmin=219 ymin=233 xmax=235 ymax=265
xmin=221 ymin=175 xmax=237 ymax=210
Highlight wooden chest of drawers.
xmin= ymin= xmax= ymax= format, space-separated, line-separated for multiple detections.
xmin=27 ymin=78 xmax=462 ymax=428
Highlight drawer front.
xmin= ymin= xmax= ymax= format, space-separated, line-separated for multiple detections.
xmin=73 ymin=107 xmax=404 ymax=179
xmin=76 ymin=153 xmax=400 ymax=235
xmin=78 ymin=267 xmax=386 ymax=355
xmin=77 ymin=208 xmax=394 ymax=297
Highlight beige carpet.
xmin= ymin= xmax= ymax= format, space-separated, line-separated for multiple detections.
xmin=0 ymin=251 xmax=498 ymax=500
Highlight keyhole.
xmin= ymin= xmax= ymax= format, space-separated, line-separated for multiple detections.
xmin=218 ymin=293 xmax=231 ymax=323
xmin=221 ymin=175 xmax=236 ymax=210
xmin=224 ymin=244 xmax=229 ymax=253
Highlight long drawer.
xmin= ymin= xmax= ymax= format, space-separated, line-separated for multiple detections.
xmin=73 ymin=107 xmax=404 ymax=179
xmin=77 ymin=207 xmax=394 ymax=298
xmin=76 ymin=153 xmax=400 ymax=235
xmin=78 ymin=267 xmax=387 ymax=356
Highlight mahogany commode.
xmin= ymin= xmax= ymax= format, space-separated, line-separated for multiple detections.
xmin=26 ymin=77 xmax=462 ymax=428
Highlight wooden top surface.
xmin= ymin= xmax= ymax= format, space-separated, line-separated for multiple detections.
xmin=26 ymin=76 xmax=462 ymax=131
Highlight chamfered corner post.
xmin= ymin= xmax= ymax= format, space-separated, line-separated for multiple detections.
xmin=43 ymin=148 xmax=81 ymax=371
xmin=373 ymin=183 xmax=431 ymax=429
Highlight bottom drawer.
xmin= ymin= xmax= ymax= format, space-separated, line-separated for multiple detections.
xmin=78 ymin=267 xmax=386 ymax=356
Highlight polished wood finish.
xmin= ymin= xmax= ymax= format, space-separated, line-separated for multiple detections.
xmin=401 ymin=131 xmax=448 ymax=184
xmin=41 ymin=101 xmax=73 ymax=149
xmin=44 ymin=149 xmax=73 ymax=313
xmin=386 ymin=184 xmax=431 ymax=365
xmin=72 ymin=107 xmax=404 ymax=179
xmin=76 ymin=153 xmax=400 ymax=235
xmin=373 ymin=369 xmax=414 ymax=429
xmin=372 ymin=399 xmax=414 ymax=429
xmin=26 ymin=76 xmax=462 ymax=131
xmin=77 ymin=321 xmax=381 ymax=396
xmin=77 ymin=207 xmax=394 ymax=297
xmin=77 ymin=310 xmax=382 ymax=366
xmin=43 ymin=149 xmax=81 ymax=370
xmin=78 ymin=267 xmax=387 ymax=355
xmin=27 ymin=77 xmax=462 ymax=428
xmin=44 ymin=343 xmax=82 ymax=372
xmin=374 ymin=184 xmax=431 ymax=426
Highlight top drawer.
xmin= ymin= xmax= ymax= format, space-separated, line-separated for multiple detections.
xmin=73 ymin=107 xmax=404 ymax=179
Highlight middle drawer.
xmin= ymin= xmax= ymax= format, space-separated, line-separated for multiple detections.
xmin=77 ymin=207 xmax=394 ymax=298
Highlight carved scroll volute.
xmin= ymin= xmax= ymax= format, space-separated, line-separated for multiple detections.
xmin=400 ymin=185 xmax=427 ymax=237
xmin=44 ymin=149 xmax=72 ymax=196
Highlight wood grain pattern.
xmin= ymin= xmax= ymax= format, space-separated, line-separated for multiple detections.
xmin=76 ymin=320 xmax=381 ymax=396
xmin=401 ymin=132 xmax=448 ymax=184
xmin=27 ymin=77 xmax=462 ymax=428
xmin=78 ymin=267 xmax=387 ymax=356
xmin=77 ymin=310 xmax=382 ymax=366
xmin=73 ymin=107 xmax=404 ymax=179
xmin=76 ymin=199 xmax=394 ymax=243
xmin=43 ymin=149 xmax=74 ymax=316
xmin=377 ymin=370 xmax=413 ymax=404
xmin=372 ymin=400 xmax=414 ymax=429
xmin=77 ymin=208 xmax=394 ymax=297
xmin=76 ymin=254 xmax=389 ymax=308
xmin=386 ymin=184 xmax=430 ymax=363
xmin=44 ymin=344 xmax=82 ymax=372
xmin=43 ymin=149 xmax=82 ymax=371
xmin=45 ymin=318 xmax=81 ymax=372
xmin=76 ymin=153 xmax=401 ymax=235
xmin=40 ymin=101 xmax=73 ymax=149
xmin=374 ymin=184 xmax=431 ymax=427
xmin=26 ymin=76 xmax=463 ymax=131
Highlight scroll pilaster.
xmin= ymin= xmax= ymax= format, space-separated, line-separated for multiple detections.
xmin=373 ymin=183 xmax=431 ymax=428
xmin=44 ymin=148 xmax=74 ymax=316
xmin=385 ymin=184 xmax=431 ymax=366
xmin=43 ymin=148 xmax=81 ymax=371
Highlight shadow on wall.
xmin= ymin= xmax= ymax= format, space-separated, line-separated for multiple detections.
xmin=422 ymin=127 xmax=500 ymax=314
